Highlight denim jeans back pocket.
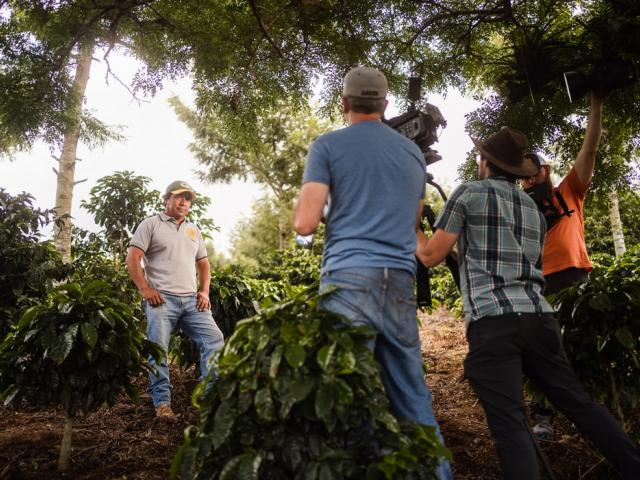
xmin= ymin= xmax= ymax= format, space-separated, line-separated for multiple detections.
xmin=390 ymin=296 xmax=420 ymax=348
xmin=319 ymin=277 xmax=371 ymax=325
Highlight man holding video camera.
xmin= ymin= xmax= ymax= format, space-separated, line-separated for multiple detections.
xmin=293 ymin=66 xmax=452 ymax=480
xmin=417 ymin=127 xmax=640 ymax=480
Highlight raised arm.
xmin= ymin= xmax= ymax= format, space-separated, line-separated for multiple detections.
xmin=574 ymin=92 xmax=606 ymax=187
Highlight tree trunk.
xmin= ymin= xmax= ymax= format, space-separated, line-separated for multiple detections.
xmin=608 ymin=189 xmax=626 ymax=257
xmin=53 ymin=41 xmax=94 ymax=263
xmin=57 ymin=414 xmax=73 ymax=471
xmin=278 ymin=215 xmax=287 ymax=250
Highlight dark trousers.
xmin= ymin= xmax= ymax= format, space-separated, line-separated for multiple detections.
xmin=543 ymin=267 xmax=589 ymax=296
xmin=464 ymin=313 xmax=640 ymax=480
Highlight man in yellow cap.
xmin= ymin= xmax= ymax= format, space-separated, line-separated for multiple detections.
xmin=126 ymin=180 xmax=224 ymax=420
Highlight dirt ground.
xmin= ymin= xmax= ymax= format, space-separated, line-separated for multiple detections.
xmin=420 ymin=309 xmax=612 ymax=480
xmin=0 ymin=309 xmax=619 ymax=479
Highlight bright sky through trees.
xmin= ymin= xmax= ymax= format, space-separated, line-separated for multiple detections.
xmin=0 ymin=52 xmax=479 ymax=254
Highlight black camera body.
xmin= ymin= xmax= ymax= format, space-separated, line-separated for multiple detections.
xmin=383 ymin=77 xmax=447 ymax=165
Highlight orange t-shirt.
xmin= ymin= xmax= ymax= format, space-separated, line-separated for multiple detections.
xmin=542 ymin=167 xmax=592 ymax=276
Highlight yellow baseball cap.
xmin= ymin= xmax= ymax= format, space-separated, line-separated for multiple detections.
xmin=165 ymin=180 xmax=196 ymax=198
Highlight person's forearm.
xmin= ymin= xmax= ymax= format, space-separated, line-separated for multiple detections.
xmin=574 ymin=94 xmax=605 ymax=186
xmin=582 ymin=95 xmax=604 ymax=154
xmin=126 ymin=258 xmax=150 ymax=293
xmin=197 ymin=260 xmax=210 ymax=292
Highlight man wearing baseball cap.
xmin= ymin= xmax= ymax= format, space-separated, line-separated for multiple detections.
xmin=126 ymin=180 xmax=224 ymax=420
xmin=293 ymin=66 xmax=452 ymax=479
xmin=417 ymin=127 xmax=640 ymax=479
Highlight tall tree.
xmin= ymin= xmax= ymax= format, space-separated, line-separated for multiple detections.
xmin=0 ymin=0 xmax=414 ymax=258
xmin=230 ymin=194 xmax=288 ymax=269
xmin=53 ymin=41 xmax=95 ymax=262
xmin=172 ymin=98 xmax=333 ymax=247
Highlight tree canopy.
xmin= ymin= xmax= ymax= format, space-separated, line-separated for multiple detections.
xmin=0 ymin=0 xmax=427 ymax=154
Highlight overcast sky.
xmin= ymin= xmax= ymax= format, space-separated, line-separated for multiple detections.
xmin=0 ymin=52 xmax=479 ymax=255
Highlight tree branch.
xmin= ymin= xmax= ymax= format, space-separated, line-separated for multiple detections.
xmin=248 ymin=0 xmax=284 ymax=58
xmin=103 ymin=55 xmax=149 ymax=105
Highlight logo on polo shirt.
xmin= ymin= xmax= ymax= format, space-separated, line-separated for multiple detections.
xmin=186 ymin=227 xmax=197 ymax=241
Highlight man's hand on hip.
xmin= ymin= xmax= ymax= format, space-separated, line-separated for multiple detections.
xmin=196 ymin=291 xmax=211 ymax=311
xmin=140 ymin=286 xmax=164 ymax=306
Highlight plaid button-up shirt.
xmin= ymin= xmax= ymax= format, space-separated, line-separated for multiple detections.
xmin=434 ymin=176 xmax=554 ymax=325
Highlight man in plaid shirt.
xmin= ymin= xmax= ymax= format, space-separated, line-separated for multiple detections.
xmin=417 ymin=127 xmax=640 ymax=479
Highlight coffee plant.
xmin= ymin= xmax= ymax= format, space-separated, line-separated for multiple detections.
xmin=428 ymin=264 xmax=462 ymax=317
xmin=0 ymin=190 xmax=66 ymax=338
xmin=171 ymin=266 xmax=301 ymax=372
xmin=0 ymin=280 xmax=163 ymax=470
xmin=553 ymin=245 xmax=640 ymax=432
xmin=172 ymin=289 xmax=449 ymax=479
xmin=258 ymin=246 xmax=322 ymax=287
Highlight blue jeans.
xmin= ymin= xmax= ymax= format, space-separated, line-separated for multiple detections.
xmin=145 ymin=293 xmax=224 ymax=407
xmin=319 ymin=268 xmax=452 ymax=480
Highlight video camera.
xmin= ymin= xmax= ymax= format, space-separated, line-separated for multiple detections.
xmin=383 ymin=77 xmax=447 ymax=165
xmin=384 ymin=77 xmax=459 ymax=307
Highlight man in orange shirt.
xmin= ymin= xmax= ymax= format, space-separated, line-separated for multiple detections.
xmin=522 ymin=92 xmax=606 ymax=295
xmin=522 ymin=92 xmax=606 ymax=438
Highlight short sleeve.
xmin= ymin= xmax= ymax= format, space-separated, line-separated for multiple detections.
xmin=196 ymin=229 xmax=208 ymax=261
xmin=562 ymin=167 xmax=588 ymax=200
xmin=130 ymin=217 xmax=154 ymax=252
xmin=303 ymin=137 xmax=331 ymax=185
xmin=434 ymin=185 xmax=468 ymax=234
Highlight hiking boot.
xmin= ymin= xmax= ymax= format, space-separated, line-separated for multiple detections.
xmin=532 ymin=415 xmax=554 ymax=441
xmin=155 ymin=404 xmax=176 ymax=421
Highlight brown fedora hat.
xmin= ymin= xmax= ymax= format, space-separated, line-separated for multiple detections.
xmin=471 ymin=127 xmax=537 ymax=177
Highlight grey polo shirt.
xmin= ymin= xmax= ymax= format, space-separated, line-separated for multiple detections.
xmin=130 ymin=212 xmax=208 ymax=295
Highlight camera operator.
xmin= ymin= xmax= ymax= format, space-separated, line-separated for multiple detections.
xmin=417 ymin=127 xmax=640 ymax=480
xmin=293 ymin=66 xmax=452 ymax=480
xmin=522 ymin=91 xmax=606 ymax=439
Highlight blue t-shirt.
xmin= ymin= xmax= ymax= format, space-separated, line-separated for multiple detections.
xmin=303 ymin=120 xmax=427 ymax=274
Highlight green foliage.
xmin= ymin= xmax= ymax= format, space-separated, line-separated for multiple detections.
xmin=428 ymin=265 xmax=462 ymax=318
xmin=209 ymin=267 xmax=278 ymax=340
xmin=80 ymin=171 xmax=161 ymax=263
xmin=170 ymin=266 xmax=295 ymax=371
xmin=584 ymin=188 xmax=640 ymax=255
xmin=172 ymin=99 xmax=332 ymax=202
xmin=231 ymin=195 xmax=293 ymax=269
xmin=258 ymin=247 xmax=322 ymax=287
xmin=0 ymin=279 xmax=163 ymax=417
xmin=0 ymin=189 xmax=67 ymax=337
xmin=0 ymin=1 xmax=386 ymax=154
xmin=70 ymin=227 xmax=143 ymax=320
xmin=553 ymin=245 xmax=640 ymax=427
xmin=172 ymin=290 xmax=449 ymax=479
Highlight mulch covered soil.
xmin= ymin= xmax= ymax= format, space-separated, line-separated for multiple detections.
xmin=0 ymin=309 xmax=619 ymax=479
